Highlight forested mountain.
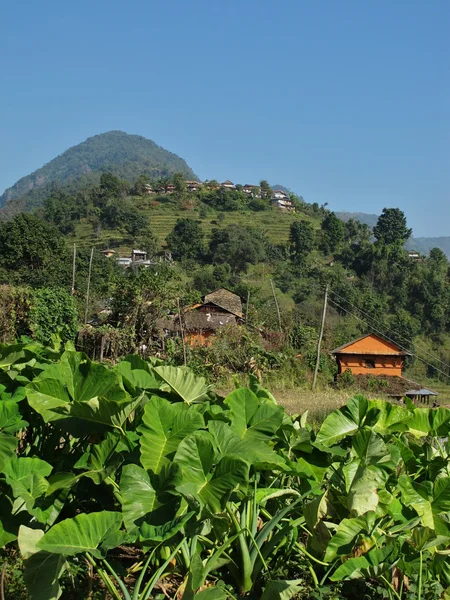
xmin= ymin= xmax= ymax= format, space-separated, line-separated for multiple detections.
xmin=0 ymin=131 xmax=197 ymax=216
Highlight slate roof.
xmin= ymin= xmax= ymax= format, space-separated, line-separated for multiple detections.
xmin=203 ymin=288 xmax=243 ymax=318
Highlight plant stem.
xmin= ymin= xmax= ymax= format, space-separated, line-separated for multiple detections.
xmin=418 ymin=550 xmax=423 ymax=600
xmin=227 ymin=505 xmax=253 ymax=594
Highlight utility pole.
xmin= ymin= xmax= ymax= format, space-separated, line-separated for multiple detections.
xmin=177 ymin=298 xmax=187 ymax=366
xmin=245 ymin=290 xmax=250 ymax=323
xmin=71 ymin=243 xmax=76 ymax=295
xmin=84 ymin=248 xmax=94 ymax=325
xmin=312 ymin=285 xmax=328 ymax=391
xmin=270 ymin=279 xmax=282 ymax=333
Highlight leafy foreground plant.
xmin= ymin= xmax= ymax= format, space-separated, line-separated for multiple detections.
xmin=0 ymin=341 xmax=449 ymax=599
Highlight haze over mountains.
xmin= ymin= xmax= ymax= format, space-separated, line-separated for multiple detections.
xmin=0 ymin=131 xmax=448 ymax=256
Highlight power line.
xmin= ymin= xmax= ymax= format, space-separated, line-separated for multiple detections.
xmin=328 ymin=288 xmax=450 ymax=372
xmin=327 ymin=296 xmax=450 ymax=382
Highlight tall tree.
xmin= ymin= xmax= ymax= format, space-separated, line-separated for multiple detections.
xmin=0 ymin=213 xmax=67 ymax=276
xmin=166 ymin=219 xmax=204 ymax=261
xmin=173 ymin=172 xmax=187 ymax=203
xmin=320 ymin=212 xmax=345 ymax=254
xmin=373 ymin=208 xmax=412 ymax=245
xmin=259 ymin=180 xmax=272 ymax=199
xmin=289 ymin=221 xmax=315 ymax=260
xmin=209 ymin=225 xmax=267 ymax=274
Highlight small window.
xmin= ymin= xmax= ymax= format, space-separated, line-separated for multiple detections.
xmin=365 ymin=359 xmax=376 ymax=369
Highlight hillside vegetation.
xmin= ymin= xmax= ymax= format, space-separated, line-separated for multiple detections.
xmin=0 ymin=131 xmax=197 ymax=215
xmin=1 ymin=170 xmax=450 ymax=407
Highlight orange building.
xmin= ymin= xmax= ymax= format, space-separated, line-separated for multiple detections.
xmin=331 ymin=333 xmax=410 ymax=377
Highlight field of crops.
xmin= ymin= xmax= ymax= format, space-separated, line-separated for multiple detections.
xmin=1 ymin=341 xmax=450 ymax=599
xmin=68 ymin=204 xmax=316 ymax=253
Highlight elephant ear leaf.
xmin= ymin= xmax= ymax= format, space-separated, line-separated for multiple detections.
xmin=154 ymin=366 xmax=210 ymax=404
xmin=37 ymin=511 xmax=122 ymax=558
xmin=260 ymin=579 xmax=304 ymax=599
xmin=19 ymin=525 xmax=66 ymax=600
xmin=224 ymin=388 xmax=284 ymax=441
xmin=138 ymin=397 xmax=204 ymax=473
xmin=315 ymin=396 xmax=368 ymax=447
xmin=175 ymin=431 xmax=249 ymax=513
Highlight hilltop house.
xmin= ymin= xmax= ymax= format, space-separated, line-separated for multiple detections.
xmin=100 ymin=249 xmax=116 ymax=258
xmin=221 ymin=180 xmax=236 ymax=190
xmin=132 ymin=249 xmax=147 ymax=262
xmin=242 ymin=184 xmax=260 ymax=197
xmin=331 ymin=333 xmax=410 ymax=377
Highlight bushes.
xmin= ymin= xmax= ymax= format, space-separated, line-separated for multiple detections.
xmin=29 ymin=288 xmax=78 ymax=345
xmin=0 ymin=285 xmax=78 ymax=345
xmin=0 ymin=343 xmax=449 ymax=599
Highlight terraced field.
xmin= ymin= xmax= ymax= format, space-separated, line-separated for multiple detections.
xmin=69 ymin=199 xmax=318 ymax=255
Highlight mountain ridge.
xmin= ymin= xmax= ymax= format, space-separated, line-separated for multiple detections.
xmin=0 ymin=130 xmax=197 ymax=212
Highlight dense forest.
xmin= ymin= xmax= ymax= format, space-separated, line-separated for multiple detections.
xmin=0 ymin=169 xmax=449 ymax=394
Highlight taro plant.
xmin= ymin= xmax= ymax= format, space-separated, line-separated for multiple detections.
xmin=0 ymin=342 xmax=449 ymax=599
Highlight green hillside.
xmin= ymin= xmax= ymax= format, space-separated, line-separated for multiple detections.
xmin=68 ymin=198 xmax=317 ymax=253
xmin=0 ymin=131 xmax=197 ymax=215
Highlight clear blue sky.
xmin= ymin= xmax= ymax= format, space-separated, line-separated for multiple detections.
xmin=1 ymin=0 xmax=448 ymax=236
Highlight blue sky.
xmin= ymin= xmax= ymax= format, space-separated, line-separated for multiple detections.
xmin=1 ymin=0 xmax=448 ymax=236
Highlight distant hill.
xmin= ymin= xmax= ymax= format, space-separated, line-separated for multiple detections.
xmin=336 ymin=211 xmax=379 ymax=228
xmin=405 ymin=237 xmax=450 ymax=258
xmin=0 ymin=131 xmax=197 ymax=215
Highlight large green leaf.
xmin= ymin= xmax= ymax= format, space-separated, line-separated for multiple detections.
xmin=19 ymin=526 xmax=65 ymax=600
xmin=330 ymin=545 xmax=397 ymax=581
xmin=397 ymin=475 xmax=445 ymax=531
xmin=367 ymin=400 xmax=412 ymax=434
xmin=139 ymin=512 xmax=194 ymax=542
xmin=54 ymin=395 xmax=141 ymax=433
xmin=208 ymin=421 xmax=286 ymax=469
xmin=37 ymin=511 xmax=122 ymax=557
xmin=260 ymin=580 xmax=305 ymax=599
xmin=343 ymin=429 xmax=394 ymax=515
xmin=154 ymin=365 xmax=210 ymax=404
xmin=27 ymin=351 xmax=127 ymax=422
xmin=3 ymin=456 xmax=53 ymax=495
xmin=116 ymin=359 xmax=162 ymax=392
xmin=60 ymin=351 xmax=127 ymax=402
xmin=315 ymin=396 xmax=368 ymax=447
xmin=0 ymin=400 xmax=27 ymax=434
xmin=73 ymin=435 xmax=122 ymax=484
xmin=176 ymin=431 xmax=249 ymax=512
xmin=224 ymin=388 xmax=284 ymax=441
xmin=433 ymin=477 xmax=450 ymax=513
xmin=0 ymin=432 xmax=18 ymax=472
xmin=139 ymin=396 xmax=204 ymax=473
xmin=194 ymin=588 xmax=227 ymax=600
xmin=26 ymin=378 xmax=71 ymax=422
xmin=406 ymin=406 xmax=450 ymax=438
xmin=324 ymin=513 xmax=377 ymax=562
xmin=120 ymin=464 xmax=158 ymax=531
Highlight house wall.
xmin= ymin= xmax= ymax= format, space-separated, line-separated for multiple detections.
xmin=337 ymin=354 xmax=404 ymax=377
xmin=185 ymin=330 xmax=214 ymax=347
